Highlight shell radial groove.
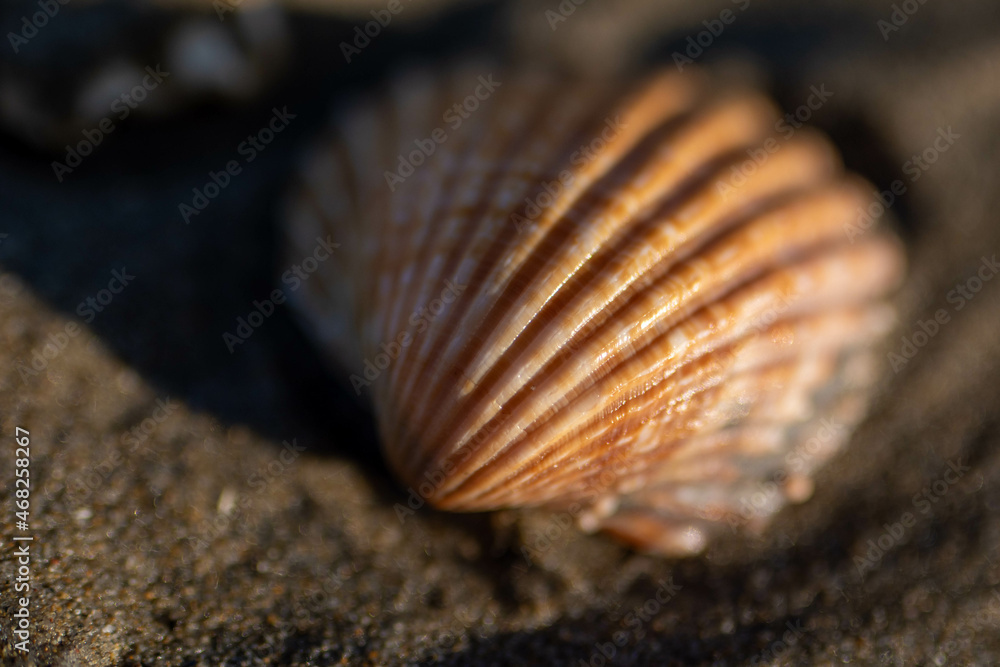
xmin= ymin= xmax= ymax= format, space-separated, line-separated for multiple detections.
xmin=284 ymin=66 xmax=905 ymax=555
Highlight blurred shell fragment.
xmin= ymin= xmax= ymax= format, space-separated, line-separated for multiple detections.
xmin=284 ymin=66 xmax=904 ymax=555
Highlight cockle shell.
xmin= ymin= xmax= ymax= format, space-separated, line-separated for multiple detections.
xmin=283 ymin=66 xmax=904 ymax=555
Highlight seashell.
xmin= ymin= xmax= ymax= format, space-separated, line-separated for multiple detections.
xmin=283 ymin=66 xmax=905 ymax=556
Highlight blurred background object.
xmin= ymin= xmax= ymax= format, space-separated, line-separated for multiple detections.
xmin=0 ymin=0 xmax=289 ymax=149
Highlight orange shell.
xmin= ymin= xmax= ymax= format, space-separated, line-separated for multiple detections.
xmin=284 ymin=66 xmax=904 ymax=555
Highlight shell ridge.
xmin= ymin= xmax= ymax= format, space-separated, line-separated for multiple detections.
xmin=416 ymin=138 xmax=852 ymax=472
xmin=431 ymin=242 xmax=901 ymax=505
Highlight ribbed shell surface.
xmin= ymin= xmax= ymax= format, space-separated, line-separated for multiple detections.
xmin=284 ymin=66 xmax=904 ymax=555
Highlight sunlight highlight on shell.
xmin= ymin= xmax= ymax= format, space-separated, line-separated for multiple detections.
xmin=283 ymin=65 xmax=904 ymax=555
